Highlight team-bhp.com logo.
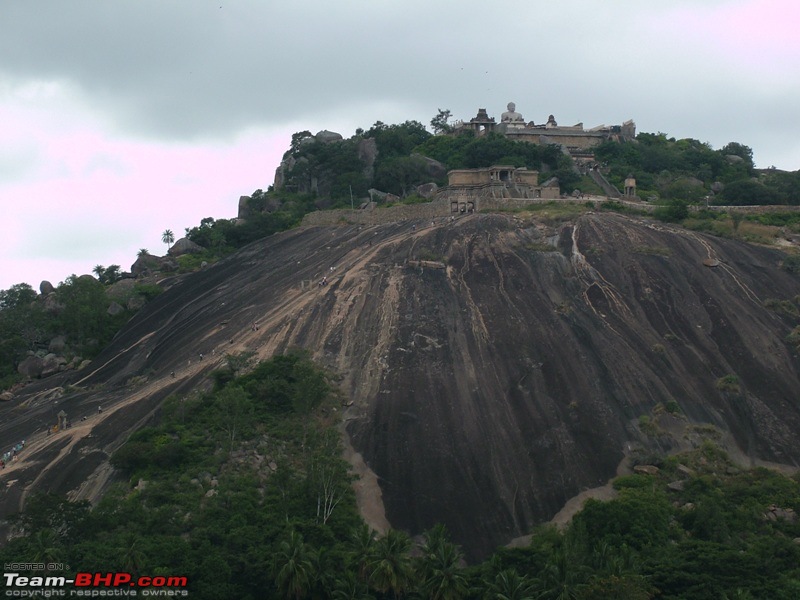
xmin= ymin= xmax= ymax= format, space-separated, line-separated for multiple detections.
xmin=3 ymin=570 xmax=188 ymax=596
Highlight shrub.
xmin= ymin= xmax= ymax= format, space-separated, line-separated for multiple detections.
xmin=716 ymin=374 xmax=741 ymax=394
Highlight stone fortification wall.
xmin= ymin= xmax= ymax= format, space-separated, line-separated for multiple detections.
xmin=301 ymin=196 xmax=653 ymax=227
xmin=505 ymin=130 xmax=605 ymax=150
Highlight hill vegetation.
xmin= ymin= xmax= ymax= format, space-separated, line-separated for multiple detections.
xmin=2 ymin=114 xmax=800 ymax=597
xmin=1 ymin=352 xmax=799 ymax=598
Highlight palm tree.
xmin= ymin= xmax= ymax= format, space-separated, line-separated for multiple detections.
xmin=485 ymin=569 xmax=536 ymax=600
xmin=161 ymin=229 xmax=175 ymax=250
xmin=92 ymin=265 xmax=105 ymax=279
xmin=368 ymin=529 xmax=413 ymax=598
xmin=420 ymin=541 xmax=469 ymax=600
xmin=349 ymin=523 xmax=376 ymax=583
xmin=137 ymin=248 xmax=149 ymax=257
xmin=272 ymin=530 xmax=316 ymax=600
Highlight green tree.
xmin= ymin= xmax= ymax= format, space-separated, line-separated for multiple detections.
xmin=430 ymin=108 xmax=453 ymax=135
xmin=162 ymin=229 xmax=175 ymax=251
xmin=485 ymin=569 xmax=536 ymax=600
xmin=369 ymin=529 xmax=413 ymax=598
xmin=272 ymin=530 xmax=316 ymax=600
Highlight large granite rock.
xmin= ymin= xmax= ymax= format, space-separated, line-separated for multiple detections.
xmin=41 ymin=354 xmax=66 ymax=377
xmin=39 ymin=281 xmax=55 ymax=296
xmin=106 ymin=278 xmax=137 ymax=301
xmin=48 ymin=335 xmax=66 ymax=354
xmin=413 ymin=154 xmax=447 ymax=180
xmin=17 ymin=356 xmax=44 ymax=379
xmin=131 ymin=254 xmax=178 ymax=277
xmin=168 ymin=238 xmax=204 ymax=257
xmin=237 ymin=196 xmax=252 ymax=220
xmin=358 ymin=137 xmax=378 ymax=181
xmin=107 ymin=302 xmax=125 ymax=316
xmin=315 ymin=130 xmax=343 ymax=144
xmin=43 ymin=293 xmax=64 ymax=315
xmin=416 ymin=183 xmax=439 ymax=199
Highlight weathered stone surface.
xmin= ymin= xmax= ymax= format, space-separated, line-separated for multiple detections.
xmin=237 ymin=195 xmax=252 ymax=219
xmin=48 ymin=335 xmax=66 ymax=354
xmin=725 ymin=154 xmax=745 ymax=164
xmin=106 ymin=278 xmax=137 ymax=301
xmin=3 ymin=212 xmax=800 ymax=562
xmin=315 ymin=130 xmax=343 ymax=144
xmin=358 ymin=137 xmax=378 ymax=181
xmin=131 ymin=254 xmax=178 ymax=276
xmin=43 ymin=293 xmax=64 ymax=315
xmin=667 ymin=480 xmax=685 ymax=491
xmin=17 ymin=356 xmax=44 ymax=378
xmin=416 ymin=183 xmax=439 ymax=199
xmin=711 ymin=181 xmax=725 ymax=194
xmin=168 ymin=238 xmax=203 ymax=257
xmin=39 ymin=280 xmax=55 ymax=296
xmin=40 ymin=354 xmax=64 ymax=377
xmin=633 ymin=465 xmax=660 ymax=475
xmin=413 ymin=153 xmax=447 ymax=180
xmin=107 ymin=302 xmax=124 ymax=316
xmin=0 ymin=392 xmax=13 ymax=402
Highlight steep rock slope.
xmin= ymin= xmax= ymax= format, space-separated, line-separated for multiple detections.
xmin=1 ymin=212 xmax=799 ymax=560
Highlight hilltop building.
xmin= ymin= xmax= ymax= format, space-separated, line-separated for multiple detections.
xmin=455 ymin=103 xmax=635 ymax=160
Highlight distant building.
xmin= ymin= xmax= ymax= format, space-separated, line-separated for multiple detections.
xmin=453 ymin=104 xmax=636 ymax=157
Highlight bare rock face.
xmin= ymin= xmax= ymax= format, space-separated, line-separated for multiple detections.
xmin=3 ymin=212 xmax=800 ymax=561
xmin=107 ymin=302 xmax=125 ymax=316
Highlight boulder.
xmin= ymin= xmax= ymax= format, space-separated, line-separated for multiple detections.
xmin=107 ymin=302 xmax=125 ymax=316
xmin=41 ymin=354 xmax=66 ymax=377
xmin=315 ymin=130 xmax=343 ymax=144
xmin=43 ymin=293 xmax=64 ymax=315
xmin=358 ymin=137 xmax=378 ymax=181
xmin=131 ymin=254 xmax=178 ymax=277
xmin=168 ymin=238 xmax=204 ymax=257
xmin=413 ymin=154 xmax=447 ymax=180
xmin=237 ymin=195 xmax=252 ymax=220
xmin=711 ymin=181 xmax=724 ymax=195
xmin=48 ymin=335 xmax=66 ymax=354
xmin=633 ymin=464 xmax=660 ymax=475
xmin=0 ymin=391 xmax=13 ymax=402
xmin=39 ymin=280 xmax=55 ymax=296
xmin=17 ymin=356 xmax=44 ymax=379
xmin=416 ymin=183 xmax=439 ymax=199
xmin=106 ymin=278 xmax=137 ymax=301
xmin=725 ymin=154 xmax=744 ymax=164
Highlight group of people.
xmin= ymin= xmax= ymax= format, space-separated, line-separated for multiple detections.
xmin=0 ymin=440 xmax=25 ymax=468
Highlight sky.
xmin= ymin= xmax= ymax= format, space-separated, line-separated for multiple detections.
xmin=1 ymin=0 xmax=799 ymax=291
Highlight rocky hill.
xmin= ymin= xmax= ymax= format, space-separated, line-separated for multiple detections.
xmin=1 ymin=210 xmax=799 ymax=560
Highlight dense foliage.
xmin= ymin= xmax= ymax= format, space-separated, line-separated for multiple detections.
xmin=2 ymin=349 xmax=799 ymax=598
xmin=0 ymin=276 xmax=153 ymax=390
xmin=595 ymin=133 xmax=800 ymax=205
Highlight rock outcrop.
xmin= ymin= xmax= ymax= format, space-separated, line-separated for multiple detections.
xmin=2 ymin=212 xmax=800 ymax=561
xmin=168 ymin=238 xmax=203 ymax=257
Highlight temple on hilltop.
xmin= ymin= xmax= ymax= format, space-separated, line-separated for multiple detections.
xmin=455 ymin=102 xmax=635 ymax=163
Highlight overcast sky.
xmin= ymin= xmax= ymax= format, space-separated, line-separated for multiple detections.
xmin=1 ymin=0 xmax=798 ymax=291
